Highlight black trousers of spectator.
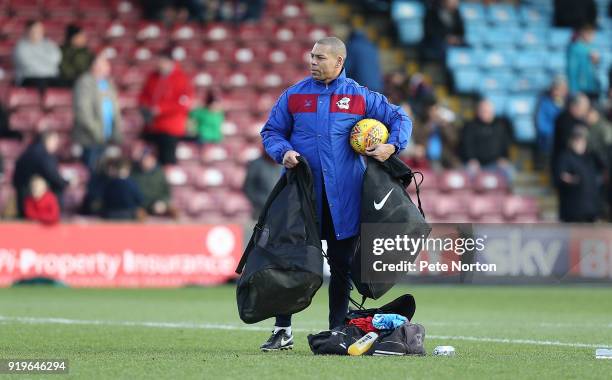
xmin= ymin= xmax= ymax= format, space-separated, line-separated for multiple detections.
xmin=20 ymin=77 xmax=71 ymax=95
xmin=146 ymin=132 xmax=178 ymax=165
xmin=275 ymin=183 xmax=358 ymax=330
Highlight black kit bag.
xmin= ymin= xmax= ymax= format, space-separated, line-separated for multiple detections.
xmin=235 ymin=157 xmax=323 ymax=324
xmin=345 ymin=294 xmax=417 ymax=322
xmin=307 ymin=325 xmax=365 ymax=355
xmin=351 ymin=156 xmax=432 ymax=300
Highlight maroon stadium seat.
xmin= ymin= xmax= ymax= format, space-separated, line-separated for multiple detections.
xmin=9 ymin=109 xmax=43 ymax=132
xmin=432 ymin=193 xmax=469 ymax=220
xmin=193 ymin=166 xmax=227 ymax=189
xmin=175 ymin=142 xmax=200 ymax=162
xmin=43 ymin=89 xmax=72 ymax=110
xmin=185 ymin=191 xmax=219 ymax=217
xmin=474 ymin=171 xmax=508 ymax=193
xmin=170 ymin=23 xmax=200 ymax=42
xmin=204 ymin=23 xmax=233 ymax=42
xmin=164 ymin=165 xmax=192 ymax=187
xmin=200 ymin=144 xmax=229 ymax=164
xmin=37 ymin=110 xmax=73 ymax=132
xmin=8 ymin=88 xmax=41 ymax=110
xmin=502 ymin=195 xmax=539 ymax=221
xmin=221 ymin=191 xmax=252 ymax=218
xmin=0 ymin=139 xmax=23 ymax=160
xmin=438 ymin=170 xmax=471 ymax=193
xmin=236 ymin=143 xmax=262 ymax=165
xmin=468 ymin=194 xmax=504 ymax=221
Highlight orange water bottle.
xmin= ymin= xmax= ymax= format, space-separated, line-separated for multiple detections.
xmin=348 ymin=332 xmax=379 ymax=356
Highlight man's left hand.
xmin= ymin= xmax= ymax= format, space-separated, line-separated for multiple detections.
xmin=365 ymin=144 xmax=396 ymax=162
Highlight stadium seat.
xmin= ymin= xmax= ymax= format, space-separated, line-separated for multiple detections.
xmin=170 ymin=24 xmax=200 ymax=41
xmin=432 ymin=194 xmax=469 ymax=221
xmin=59 ymin=163 xmax=89 ymax=186
xmin=37 ymin=110 xmax=73 ymax=132
xmin=511 ymin=116 xmax=537 ymax=143
xmin=511 ymin=70 xmax=550 ymax=93
xmin=453 ymin=68 xmax=480 ymax=93
xmin=446 ymin=48 xmax=483 ymax=69
xmin=204 ymin=23 xmax=233 ymax=42
xmin=513 ymin=50 xmax=547 ymax=71
xmin=464 ymin=22 xmax=488 ymax=47
xmin=185 ymin=191 xmax=219 ymax=217
xmin=546 ymin=51 xmax=566 ymax=74
xmin=9 ymin=109 xmax=43 ymax=132
xmin=236 ymin=144 xmax=262 ymax=165
xmin=506 ymin=96 xmax=537 ymax=118
xmin=458 ymin=2 xmax=485 ymax=23
xmin=396 ymin=22 xmax=423 ymax=45
xmin=474 ymin=171 xmax=508 ymax=193
xmin=502 ymin=195 xmax=539 ymax=221
xmin=483 ymin=93 xmax=508 ymax=117
xmin=438 ymin=170 xmax=470 ymax=193
xmin=518 ymin=6 xmax=549 ymax=25
xmin=8 ymin=88 xmax=41 ymax=110
xmin=468 ymin=194 xmax=504 ymax=220
xmin=175 ymin=142 xmax=200 ymax=162
xmin=486 ymin=4 xmax=519 ymax=25
xmin=193 ymin=167 xmax=227 ymax=189
xmin=43 ymin=89 xmax=72 ymax=110
xmin=200 ymin=144 xmax=229 ymax=164
xmin=164 ymin=165 xmax=192 ymax=187
xmin=478 ymin=71 xmax=514 ymax=93
xmin=548 ymin=28 xmax=572 ymax=50
xmin=481 ymin=50 xmax=514 ymax=69
xmin=0 ymin=139 xmax=23 ymax=160
xmin=517 ymin=28 xmax=547 ymax=49
xmin=221 ymin=191 xmax=252 ymax=217
xmin=483 ymin=27 xmax=520 ymax=48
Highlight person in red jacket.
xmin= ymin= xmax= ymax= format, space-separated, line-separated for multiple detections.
xmin=24 ymin=175 xmax=60 ymax=224
xmin=139 ymin=48 xmax=194 ymax=165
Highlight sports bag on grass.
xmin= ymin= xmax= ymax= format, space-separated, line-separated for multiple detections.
xmin=235 ymin=157 xmax=323 ymax=324
xmin=366 ymin=322 xmax=426 ymax=356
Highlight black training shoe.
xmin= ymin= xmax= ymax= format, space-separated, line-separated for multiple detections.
xmin=260 ymin=329 xmax=293 ymax=352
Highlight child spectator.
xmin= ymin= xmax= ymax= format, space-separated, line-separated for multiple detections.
xmin=131 ymin=148 xmax=177 ymax=218
xmin=102 ymin=159 xmax=144 ymax=220
xmin=24 ymin=175 xmax=60 ymax=224
xmin=188 ymin=92 xmax=224 ymax=144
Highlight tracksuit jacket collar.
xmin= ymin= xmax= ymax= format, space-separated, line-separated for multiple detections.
xmin=313 ymin=68 xmax=347 ymax=89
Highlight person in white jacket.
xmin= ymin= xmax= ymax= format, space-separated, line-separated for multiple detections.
xmin=13 ymin=20 xmax=62 ymax=90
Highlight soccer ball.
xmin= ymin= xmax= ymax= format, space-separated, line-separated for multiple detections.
xmin=349 ymin=119 xmax=389 ymax=155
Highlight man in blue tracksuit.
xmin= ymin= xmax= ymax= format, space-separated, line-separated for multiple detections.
xmin=259 ymin=37 xmax=412 ymax=351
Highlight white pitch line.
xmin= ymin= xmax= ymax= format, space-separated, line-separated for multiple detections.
xmin=0 ymin=316 xmax=610 ymax=349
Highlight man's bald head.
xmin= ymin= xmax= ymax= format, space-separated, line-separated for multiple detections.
xmin=310 ymin=37 xmax=346 ymax=83
xmin=315 ymin=37 xmax=347 ymax=60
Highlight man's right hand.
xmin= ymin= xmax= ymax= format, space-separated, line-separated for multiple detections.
xmin=282 ymin=150 xmax=300 ymax=169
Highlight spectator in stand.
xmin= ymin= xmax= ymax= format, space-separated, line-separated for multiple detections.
xmin=552 ymin=93 xmax=590 ymax=172
xmin=406 ymin=73 xmax=434 ymax=120
xmin=567 ymin=24 xmax=600 ymax=100
xmin=131 ymin=147 xmax=177 ymax=218
xmin=554 ymin=0 xmax=597 ymax=29
xmin=13 ymin=20 xmax=62 ymax=91
xmin=139 ymin=48 xmax=194 ymax=165
xmin=555 ymin=126 xmax=603 ymax=222
xmin=12 ymin=131 xmax=68 ymax=218
xmin=345 ymin=29 xmax=383 ymax=93
xmin=384 ymin=71 xmax=410 ymax=105
xmin=188 ymin=92 xmax=224 ymax=144
xmin=422 ymin=0 xmax=465 ymax=61
xmin=0 ymin=103 xmax=22 ymax=140
xmin=586 ymin=107 xmax=612 ymax=163
xmin=73 ymin=54 xmax=123 ymax=173
xmin=80 ymin=146 xmax=121 ymax=216
xmin=536 ymin=76 xmax=568 ymax=165
xmin=460 ymin=98 xmax=514 ymax=183
xmin=398 ymin=102 xmax=431 ymax=170
xmin=24 ymin=175 xmax=60 ymax=224
xmin=102 ymin=158 xmax=144 ymax=220
xmin=243 ymin=151 xmax=282 ymax=219
xmin=420 ymin=97 xmax=460 ymax=169
xmin=59 ymin=24 xmax=94 ymax=86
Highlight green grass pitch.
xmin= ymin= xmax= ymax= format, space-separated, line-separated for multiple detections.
xmin=1 ymin=285 xmax=611 ymax=379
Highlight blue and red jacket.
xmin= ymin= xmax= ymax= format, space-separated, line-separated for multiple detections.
xmin=261 ymin=70 xmax=412 ymax=240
